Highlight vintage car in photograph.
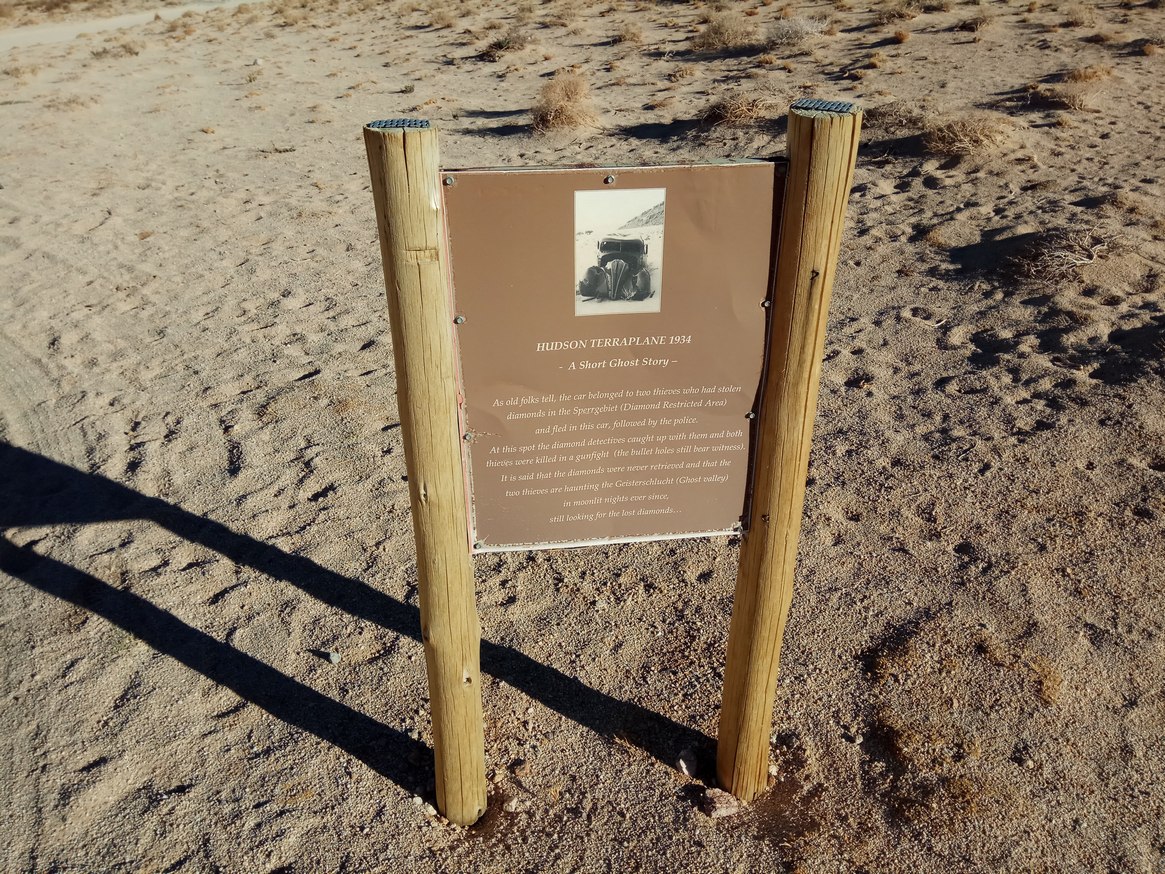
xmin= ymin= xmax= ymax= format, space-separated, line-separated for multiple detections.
xmin=578 ymin=236 xmax=654 ymax=302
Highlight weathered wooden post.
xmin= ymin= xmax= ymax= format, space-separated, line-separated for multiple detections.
xmin=362 ymin=119 xmax=487 ymax=826
xmin=717 ymin=100 xmax=862 ymax=802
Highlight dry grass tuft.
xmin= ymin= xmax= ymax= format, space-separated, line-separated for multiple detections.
xmin=1064 ymin=63 xmax=1112 ymax=82
xmin=923 ymin=113 xmax=1013 ymax=157
xmin=3 ymin=64 xmax=40 ymax=78
xmin=482 ymin=27 xmax=529 ymax=61
xmin=768 ymin=16 xmax=825 ymax=46
xmin=428 ymin=7 xmax=456 ymax=28
xmin=667 ymin=65 xmax=695 ymax=83
xmin=863 ymin=100 xmax=928 ymax=133
xmin=1048 ymin=83 xmax=1097 ymax=111
xmin=1010 ymin=228 xmax=1111 ymax=283
xmin=1027 ymin=81 xmax=1099 ymax=111
xmin=691 ymin=11 xmax=758 ymax=52
xmin=531 ymin=72 xmax=600 ymax=131
xmin=957 ymin=13 xmax=994 ymax=32
xmin=874 ymin=1 xmax=920 ymax=25
xmin=1062 ymin=3 xmax=1096 ymax=26
xmin=91 ymin=40 xmax=142 ymax=59
xmin=614 ymin=22 xmax=643 ymax=44
xmin=893 ymin=29 xmax=911 ymax=42
xmin=699 ymin=92 xmax=774 ymax=127
xmin=1085 ymin=30 xmax=1117 ymax=44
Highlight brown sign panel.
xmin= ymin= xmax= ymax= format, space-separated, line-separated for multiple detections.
xmin=444 ymin=162 xmax=782 ymax=552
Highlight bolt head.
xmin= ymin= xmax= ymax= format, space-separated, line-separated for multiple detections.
xmin=453 ymin=315 xmax=466 ymax=324
xmin=603 ymin=175 xmax=616 ymax=185
xmin=443 ymin=176 xmax=455 ymax=186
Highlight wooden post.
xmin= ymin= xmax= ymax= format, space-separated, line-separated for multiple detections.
xmin=717 ymin=100 xmax=862 ymax=802
xmin=362 ymin=119 xmax=487 ymax=826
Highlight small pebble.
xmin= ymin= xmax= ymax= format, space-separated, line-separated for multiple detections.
xmin=411 ymin=795 xmax=423 ymax=807
xmin=678 ymin=748 xmax=698 ymax=778
xmin=423 ymin=803 xmax=438 ymax=817
xmin=768 ymin=763 xmax=779 ymax=777
xmin=326 ymin=651 xmax=341 ymax=664
xmin=503 ymin=797 xmax=523 ymax=813
xmin=701 ymin=788 xmax=743 ymax=819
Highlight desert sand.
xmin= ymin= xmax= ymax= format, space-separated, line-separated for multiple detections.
xmin=1 ymin=0 xmax=1163 ymax=870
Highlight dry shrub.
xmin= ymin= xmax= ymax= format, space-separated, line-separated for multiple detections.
xmin=1064 ymin=63 xmax=1112 ymax=82
xmin=699 ymin=92 xmax=774 ymax=126
xmin=1010 ymin=228 xmax=1111 ymax=283
xmin=1107 ymin=189 xmax=1151 ymax=217
xmin=868 ymin=50 xmax=887 ymax=67
xmin=922 ymin=113 xmax=1013 ymax=156
xmin=482 ymin=27 xmax=529 ymax=61
xmin=531 ymin=72 xmax=599 ymax=131
xmin=614 ymin=22 xmax=643 ymax=44
xmin=1048 ymin=83 xmax=1097 ymax=111
xmin=1086 ymin=30 xmax=1117 ymax=44
xmin=1062 ymin=3 xmax=1095 ymax=26
xmin=690 ymin=11 xmax=758 ymax=52
xmin=874 ymin=1 xmax=920 ymax=25
xmin=893 ymin=29 xmax=911 ymax=42
xmin=862 ymin=100 xmax=928 ymax=133
xmin=1028 ymin=81 xmax=1098 ymax=111
xmin=957 ymin=13 xmax=994 ymax=32
xmin=768 ymin=16 xmax=825 ymax=46
xmin=3 ymin=64 xmax=40 ymax=78
xmin=428 ymin=6 xmax=456 ymax=28
xmin=274 ymin=2 xmax=307 ymax=25
xmin=543 ymin=0 xmax=578 ymax=26
xmin=922 ymin=0 xmax=951 ymax=10
xmin=91 ymin=40 xmax=142 ymax=59
xmin=757 ymin=53 xmax=777 ymax=65
xmin=667 ymin=65 xmax=695 ymax=82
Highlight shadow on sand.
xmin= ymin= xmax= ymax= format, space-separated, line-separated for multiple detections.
xmin=0 ymin=442 xmax=712 ymax=799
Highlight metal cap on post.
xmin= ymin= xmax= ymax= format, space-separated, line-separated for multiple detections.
xmin=363 ymin=119 xmax=487 ymax=826
xmin=717 ymin=100 xmax=862 ymax=802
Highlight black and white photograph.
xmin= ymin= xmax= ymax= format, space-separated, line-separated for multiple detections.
xmin=574 ymin=187 xmax=665 ymax=317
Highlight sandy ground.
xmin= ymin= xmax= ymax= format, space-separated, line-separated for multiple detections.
xmin=2 ymin=0 xmax=1163 ymax=871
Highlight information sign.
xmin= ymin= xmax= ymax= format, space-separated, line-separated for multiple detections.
xmin=443 ymin=162 xmax=783 ymax=550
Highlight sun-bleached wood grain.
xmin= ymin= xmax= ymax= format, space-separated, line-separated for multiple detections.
xmin=363 ymin=122 xmax=487 ymax=826
xmin=717 ymin=102 xmax=862 ymax=803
